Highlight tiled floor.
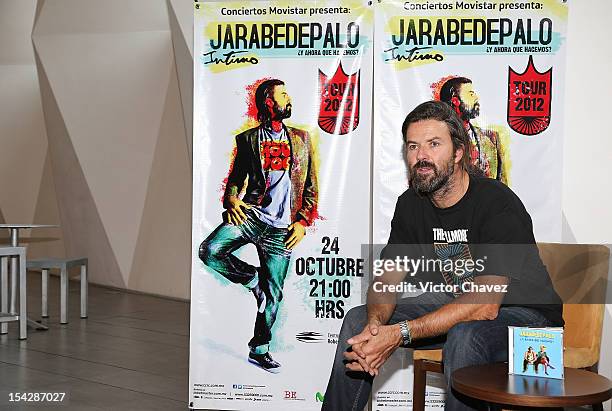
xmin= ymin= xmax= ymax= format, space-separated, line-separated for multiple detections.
xmin=0 ymin=272 xmax=189 ymax=410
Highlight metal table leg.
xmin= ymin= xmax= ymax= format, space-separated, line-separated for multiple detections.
xmin=60 ymin=264 xmax=68 ymax=324
xmin=1 ymin=257 xmax=7 ymax=334
xmin=18 ymin=249 xmax=26 ymax=340
xmin=9 ymin=228 xmax=48 ymax=331
xmin=9 ymin=229 xmax=17 ymax=316
xmin=80 ymin=262 xmax=88 ymax=318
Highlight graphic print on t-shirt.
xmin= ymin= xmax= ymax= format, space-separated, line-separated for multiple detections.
xmin=254 ymin=127 xmax=293 ymax=228
xmin=261 ymin=140 xmax=291 ymax=171
xmin=432 ymin=228 xmax=474 ymax=296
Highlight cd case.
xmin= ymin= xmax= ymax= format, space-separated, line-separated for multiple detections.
xmin=508 ymin=326 xmax=564 ymax=379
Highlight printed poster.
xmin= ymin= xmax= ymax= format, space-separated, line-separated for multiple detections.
xmin=372 ymin=0 xmax=569 ymax=409
xmin=190 ymin=1 xmax=373 ymax=409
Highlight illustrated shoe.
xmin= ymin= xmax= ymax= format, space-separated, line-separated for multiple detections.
xmin=251 ymin=284 xmax=266 ymax=314
xmin=248 ymin=352 xmax=281 ymax=374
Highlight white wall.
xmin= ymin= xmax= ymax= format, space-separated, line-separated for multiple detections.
xmin=563 ymin=1 xmax=612 ymax=409
xmin=0 ymin=0 xmax=65 ymax=258
xmin=0 ymin=0 xmax=193 ymax=298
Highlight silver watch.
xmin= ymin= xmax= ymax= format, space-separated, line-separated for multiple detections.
xmin=399 ymin=320 xmax=412 ymax=346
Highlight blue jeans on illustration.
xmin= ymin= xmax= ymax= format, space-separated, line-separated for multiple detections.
xmin=199 ymin=210 xmax=291 ymax=354
xmin=321 ymin=292 xmax=554 ymax=411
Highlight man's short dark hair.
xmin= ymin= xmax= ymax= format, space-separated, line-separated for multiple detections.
xmin=255 ymin=79 xmax=285 ymax=124
xmin=439 ymin=77 xmax=472 ymax=106
xmin=401 ymin=100 xmax=472 ymax=172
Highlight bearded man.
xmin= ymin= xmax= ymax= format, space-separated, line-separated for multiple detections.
xmin=321 ymin=101 xmax=562 ymax=411
xmin=199 ymin=79 xmax=318 ymax=373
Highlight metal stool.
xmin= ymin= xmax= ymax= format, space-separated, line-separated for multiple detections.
xmin=0 ymin=246 xmax=27 ymax=339
xmin=26 ymin=258 xmax=88 ymax=324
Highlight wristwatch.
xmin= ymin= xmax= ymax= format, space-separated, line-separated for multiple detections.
xmin=399 ymin=320 xmax=412 ymax=346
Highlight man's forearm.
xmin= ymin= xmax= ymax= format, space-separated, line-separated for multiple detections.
xmin=407 ymin=275 xmax=508 ymax=340
xmin=366 ymin=268 xmax=409 ymax=325
xmin=366 ymin=286 xmax=396 ymax=325
xmin=407 ymin=301 xmax=495 ymax=340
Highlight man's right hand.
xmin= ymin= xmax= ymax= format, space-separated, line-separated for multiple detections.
xmin=224 ymin=196 xmax=251 ymax=225
xmin=343 ymin=321 xmax=382 ymax=375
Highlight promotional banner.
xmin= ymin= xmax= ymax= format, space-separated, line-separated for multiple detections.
xmin=372 ymin=1 xmax=568 ymax=409
xmin=190 ymin=1 xmax=373 ymax=409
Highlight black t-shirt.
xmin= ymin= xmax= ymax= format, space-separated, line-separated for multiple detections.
xmin=382 ymin=174 xmax=564 ymax=326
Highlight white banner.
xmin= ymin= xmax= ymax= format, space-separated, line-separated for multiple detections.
xmin=372 ymin=0 xmax=568 ymax=408
xmin=190 ymin=1 xmax=373 ymax=409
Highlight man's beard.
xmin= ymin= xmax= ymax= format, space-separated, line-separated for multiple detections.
xmin=409 ymin=156 xmax=455 ymax=195
xmin=460 ymin=101 xmax=480 ymax=120
xmin=273 ymin=102 xmax=292 ymax=120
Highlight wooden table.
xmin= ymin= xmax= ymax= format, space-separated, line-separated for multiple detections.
xmin=452 ymin=363 xmax=612 ymax=408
